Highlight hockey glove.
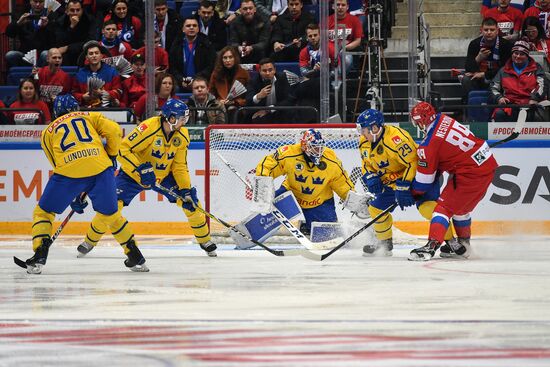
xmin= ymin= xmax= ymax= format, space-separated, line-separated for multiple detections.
xmin=180 ymin=187 xmax=199 ymax=212
xmin=137 ymin=162 xmax=156 ymax=187
xmin=362 ymin=172 xmax=383 ymax=194
xmin=70 ymin=195 xmax=88 ymax=214
xmin=109 ymin=155 xmax=118 ymax=170
xmin=395 ymin=180 xmax=415 ymax=210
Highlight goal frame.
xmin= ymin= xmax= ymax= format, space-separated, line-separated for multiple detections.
xmin=204 ymin=123 xmax=358 ymax=215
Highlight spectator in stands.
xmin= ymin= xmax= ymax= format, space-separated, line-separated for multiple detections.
xmin=481 ymin=0 xmax=531 ymax=14
xmin=8 ymin=78 xmax=51 ymax=125
xmin=246 ymin=58 xmax=294 ymax=123
xmin=154 ymin=0 xmax=182 ymax=52
xmin=483 ymin=0 xmax=523 ymax=41
xmin=209 ymin=46 xmax=250 ymax=118
xmin=524 ymin=0 xmax=550 ymax=38
xmin=229 ymin=0 xmax=271 ymax=64
xmin=169 ymin=17 xmax=217 ymax=91
xmin=490 ymin=40 xmax=546 ymax=121
xmin=216 ymin=0 xmax=241 ymax=24
xmin=296 ymin=23 xmax=336 ymax=122
xmin=72 ymin=41 xmax=122 ymax=108
xmin=133 ymin=32 xmax=170 ymax=74
xmin=270 ymin=0 xmax=314 ymax=62
xmin=55 ymin=0 xmax=98 ymax=66
xmin=121 ymin=53 xmax=146 ymax=109
xmin=328 ymin=0 xmax=363 ymax=55
xmin=194 ymin=1 xmax=228 ymax=51
xmin=462 ymin=17 xmax=513 ymax=101
xmin=187 ymin=77 xmax=226 ymax=125
xmin=103 ymin=0 xmax=143 ymax=49
xmin=256 ymin=0 xmax=289 ymax=23
xmin=5 ymin=0 xmax=57 ymax=68
xmin=133 ymin=73 xmax=178 ymax=121
xmin=31 ymin=48 xmax=72 ymax=109
xmin=522 ymin=16 xmax=550 ymax=66
xmin=99 ymin=19 xmax=134 ymax=62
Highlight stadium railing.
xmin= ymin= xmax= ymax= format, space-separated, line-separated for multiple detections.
xmin=233 ymin=106 xmax=319 ymax=124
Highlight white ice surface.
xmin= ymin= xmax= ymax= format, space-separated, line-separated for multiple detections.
xmin=1 ymin=235 xmax=550 ymax=366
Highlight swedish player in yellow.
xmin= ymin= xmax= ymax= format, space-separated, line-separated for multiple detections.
xmin=256 ymin=129 xmax=354 ymax=234
xmin=76 ymin=99 xmax=217 ymax=258
xmin=22 ymin=94 xmax=145 ymax=274
xmin=358 ymin=109 xmax=454 ymax=256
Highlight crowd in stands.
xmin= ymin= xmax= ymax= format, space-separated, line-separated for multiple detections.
xmin=1 ymin=0 xmax=370 ymax=125
xmin=463 ymin=0 xmax=550 ymax=121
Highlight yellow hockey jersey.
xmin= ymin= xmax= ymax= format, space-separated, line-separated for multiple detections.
xmin=359 ymin=125 xmax=418 ymax=188
xmin=41 ymin=111 xmax=122 ymax=178
xmin=256 ymin=143 xmax=354 ymax=209
xmin=119 ymin=116 xmax=191 ymax=189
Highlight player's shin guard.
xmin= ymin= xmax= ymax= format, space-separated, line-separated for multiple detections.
xmin=452 ymin=214 xmax=471 ymax=239
xmin=31 ymin=205 xmax=55 ymax=251
xmin=418 ymin=201 xmax=455 ymax=241
xmin=95 ymin=211 xmax=136 ymax=253
xmin=183 ymin=206 xmax=216 ymax=257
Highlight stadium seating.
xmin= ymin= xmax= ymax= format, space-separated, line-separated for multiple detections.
xmin=0 ymin=85 xmax=19 ymax=105
xmin=467 ymin=90 xmax=492 ymax=123
xmin=303 ymin=4 xmax=319 ymax=21
xmin=167 ymin=0 xmax=176 ymax=10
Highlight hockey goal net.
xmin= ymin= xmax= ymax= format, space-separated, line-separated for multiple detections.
xmin=204 ymin=124 xmax=418 ymax=245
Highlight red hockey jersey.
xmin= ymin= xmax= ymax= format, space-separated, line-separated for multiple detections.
xmin=414 ymin=113 xmax=498 ymax=192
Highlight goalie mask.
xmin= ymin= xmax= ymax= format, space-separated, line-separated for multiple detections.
xmin=53 ymin=94 xmax=79 ymax=118
xmin=300 ymin=129 xmax=325 ymax=166
xmin=410 ymin=101 xmax=436 ymax=132
xmin=161 ymin=98 xmax=189 ymax=131
xmin=356 ymin=108 xmax=384 ymax=143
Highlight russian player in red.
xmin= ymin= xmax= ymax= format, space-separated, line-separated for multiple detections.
xmin=408 ymin=102 xmax=498 ymax=261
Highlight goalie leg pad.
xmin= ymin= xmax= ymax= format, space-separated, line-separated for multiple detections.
xmin=234 ymin=191 xmax=304 ymax=249
xmin=301 ymin=198 xmax=338 ymax=234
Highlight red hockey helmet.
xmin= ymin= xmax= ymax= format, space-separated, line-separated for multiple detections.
xmin=410 ymin=101 xmax=436 ymax=131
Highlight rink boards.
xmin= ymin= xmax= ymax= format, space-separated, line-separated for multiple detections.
xmin=0 ymin=141 xmax=548 ymax=235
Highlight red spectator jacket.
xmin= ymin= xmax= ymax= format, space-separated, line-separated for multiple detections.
xmin=36 ymin=66 xmax=72 ymax=105
xmin=490 ymin=58 xmax=545 ymax=104
xmin=8 ymin=100 xmax=51 ymax=124
xmin=132 ymin=46 xmax=170 ymax=71
xmin=120 ymin=74 xmax=146 ymax=109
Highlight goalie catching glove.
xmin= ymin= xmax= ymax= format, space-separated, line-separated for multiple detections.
xmin=250 ymin=176 xmax=275 ymax=214
xmin=343 ymin=191 xmax=374 ymax=219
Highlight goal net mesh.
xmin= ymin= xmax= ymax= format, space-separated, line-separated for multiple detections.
xmin=205 ymin=124 xmax=419 ymax=247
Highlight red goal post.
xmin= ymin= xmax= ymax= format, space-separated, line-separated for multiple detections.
xmin=204 ymin=124 xmax=367 ymax=237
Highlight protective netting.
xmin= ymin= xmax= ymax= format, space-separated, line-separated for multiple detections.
xmin=205 ymin=124 xmax=419 ymax=247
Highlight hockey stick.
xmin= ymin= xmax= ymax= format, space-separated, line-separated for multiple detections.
xmin=154 ymin=183 xmax=322 ymax=260
xmin=489 ymin=107 xmax=527 ymax=148
xmin=214 ymin=150 xmax=318 ymax=250
xmin=14 ymin=192 xmax=88 ymax=269
xmin=318 ymin=202 xmax=398 ymax=261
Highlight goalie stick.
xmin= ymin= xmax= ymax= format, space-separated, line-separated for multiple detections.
xmin=154 ymin=183 xmax=321 ymax=260
xmin=14 ymin=193 xmax=88 ymax=269
xmin=214 ymin=150 xmax=319 ymax=250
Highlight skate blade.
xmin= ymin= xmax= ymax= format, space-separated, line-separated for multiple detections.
xmin=440 ymin=252 xmax=469 ymax=259
xmin=26 ymin=264 xmax=44 ymax=274
xmin=363 ymin=250 xmax=393 ymax=258
xmin=206 ymin=251 xmax=217 ymax=257
xmin=76 ymin=252 xmax=88 ymax=258
xmin=408 ymin=253 xmax=433 ymax=261
xmin=129 ymin=264 xmax=150 ymax=272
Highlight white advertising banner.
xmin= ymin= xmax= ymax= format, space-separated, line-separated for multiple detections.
xmin=0 ymin=146 xmax=548 ymax=222
xmin=488 ymin=122 xmax=550 ymax=140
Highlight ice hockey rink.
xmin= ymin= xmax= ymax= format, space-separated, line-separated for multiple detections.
xmin=1 ymin=234 xmax=549 ymax=367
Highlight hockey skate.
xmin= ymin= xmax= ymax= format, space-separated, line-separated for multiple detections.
xmin=363 ymin=238 xmax=393 ymax=257
xmin=124 ymin=240 xmax=149 ymax=272
xmin=200 ymin=241 xmax=217 ymax=257
xmin=408 ymin=239 xmax=440 ymax=261
xmin=440 ymin=237 xmax=471 ymax=259
xmin=25 ymin=238 xmax=53 ymax=274
xmin=77 ymin=241 xmax=94 ymax=258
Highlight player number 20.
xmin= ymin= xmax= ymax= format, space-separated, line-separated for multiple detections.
xmin=56 ymin=118 xmax=93 ymax=152
xmin=445 ymin=122 xmax=475 ymax=152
